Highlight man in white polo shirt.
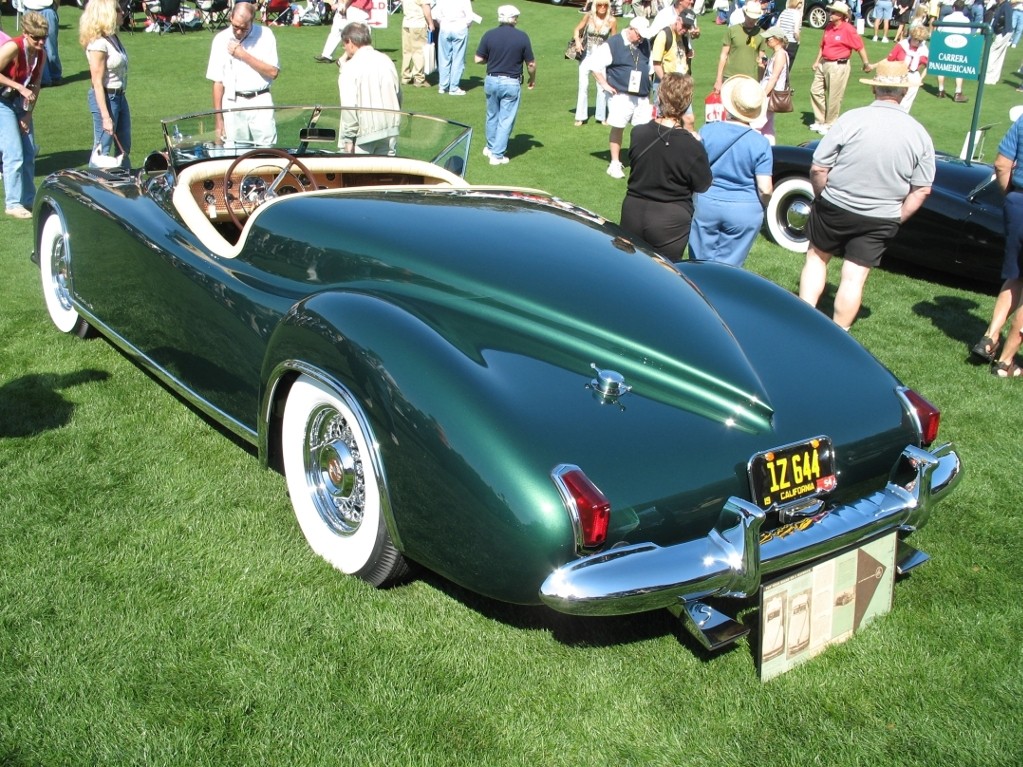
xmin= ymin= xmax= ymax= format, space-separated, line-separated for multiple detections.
xmin=207 ymin=1 xmax=280 ymax=145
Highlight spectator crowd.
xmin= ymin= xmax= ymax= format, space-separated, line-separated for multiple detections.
xmin=3 ymin=0 xmax=1023 ymax=373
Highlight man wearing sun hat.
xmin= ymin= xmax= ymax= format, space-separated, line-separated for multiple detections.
xmin=590 ymin=16 xmax=654 ymax=179
xmin=809 ymin=1 xmax=871 ymax=134
xmin=798 ymin=59 xmax=934 ymax=330
xmin=713 ymin=1 xmax=771 ymax=93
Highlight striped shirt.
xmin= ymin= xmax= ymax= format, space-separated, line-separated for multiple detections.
xmin=777 ymin=8 xmax=801 ymax=42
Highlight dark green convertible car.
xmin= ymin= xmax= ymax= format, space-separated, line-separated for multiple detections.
xmin=35 ymin=106 xmax=962 ymax=652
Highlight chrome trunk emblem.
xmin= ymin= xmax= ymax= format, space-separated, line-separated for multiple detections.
xmin=587 ymin=364 xmax=632 ymax=404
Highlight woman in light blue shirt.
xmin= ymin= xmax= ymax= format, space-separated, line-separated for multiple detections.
xmin=689 ymin=75 xmax=773 ymax=267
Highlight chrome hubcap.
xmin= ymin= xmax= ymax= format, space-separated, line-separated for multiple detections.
xmin=783 ymin=197 xmax=812 ymax=238
xmin=51 ymin=233 xmax=73 ymax=312
xmin=306 ymin=405 xmax=365 ymax=535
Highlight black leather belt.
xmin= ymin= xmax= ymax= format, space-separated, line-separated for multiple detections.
xmin=235 ymin=87 xmax=270 ymax=98
xmin=823 ymin=58 xmax=849 ymax=64
xmin=104 ymin=88 xmax=125 ymax=96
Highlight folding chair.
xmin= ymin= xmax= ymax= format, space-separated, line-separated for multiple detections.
xmin=197 ymin=0 xmax=231 ymax=31
xmin=144 ymin=0 xmax=186 ymax=33
xmin=261 ymin=0 xmax=299 ymax=26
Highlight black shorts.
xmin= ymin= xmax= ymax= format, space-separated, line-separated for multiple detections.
xmin=806 ymin=196 xmax=901 ymax=268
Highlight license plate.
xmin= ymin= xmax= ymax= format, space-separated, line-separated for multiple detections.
xmin=748 ymin=436 xmax=836 ymax=511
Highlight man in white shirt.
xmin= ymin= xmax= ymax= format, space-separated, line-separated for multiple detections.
xmin=338 ymin=22 xmax=402 ymax=155
xmin=433 ymin=0 xmax=475 ymax=94
xmin=207 ymin=2 xmax=280 ymax=145
xmin=935 ymin=0 xmax=969 ymax=101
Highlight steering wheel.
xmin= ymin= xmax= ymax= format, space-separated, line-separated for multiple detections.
xmin=223 ymin=148 xmax=316 ymax=231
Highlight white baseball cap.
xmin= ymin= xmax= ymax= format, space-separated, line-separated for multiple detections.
xmin=498 ymin=4 xmax=520 ymax=22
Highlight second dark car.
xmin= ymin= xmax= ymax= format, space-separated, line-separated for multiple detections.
xmin=767 ymin=142 xmax=1004 ymax=285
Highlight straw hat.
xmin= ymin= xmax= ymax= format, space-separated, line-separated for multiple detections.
xmin=827 ymin=1 xmax=851 ymax=17
xmin=859 ymin=59 xmax=911 ymax=88
xmin=743 ymin=1 xmax=763 ymax=18
xmin=720 ymin=75 xmax=768 ymax=123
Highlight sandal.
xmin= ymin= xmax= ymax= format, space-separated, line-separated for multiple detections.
xmin=991 ymin=360 xmax=1023 ymax=378
xmin=971 ymin=335 xmax=1002 ymax=362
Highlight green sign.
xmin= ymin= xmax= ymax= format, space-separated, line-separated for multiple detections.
xmin=928 ymin=30 xmax=985 ymax=81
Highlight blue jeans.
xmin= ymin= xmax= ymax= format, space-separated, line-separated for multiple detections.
xmin=1013 ymin=8 xmax=1023 ymax=46
xmin=438 ymin=27 xmax=468 ymax=92
xmin=689 ymin=195 xmax=763 ymax=267
xmin=36 ymin=7 xmax=62 ymax=85
xmin=484 ymin=75 xmax=520 ymax=160
xmin=88 ymin=88 xmax=132 ymax=169
xmin=0 ymin=97 xmax=37 ymax=210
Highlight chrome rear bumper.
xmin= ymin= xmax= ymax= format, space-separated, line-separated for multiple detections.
xmin=539 ymin=443 xmax=961 ymax=629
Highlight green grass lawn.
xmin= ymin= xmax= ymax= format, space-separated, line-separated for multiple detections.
xmin=1 ymin=3 xmax=1022 ymax=765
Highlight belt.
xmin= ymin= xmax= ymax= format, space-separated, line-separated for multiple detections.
xmin=104 ymin=88 xmax=126 ymax=96
xmin=823 ymin=58 xmax=849 ymax=64
xmin=488 ymin=74 xmax=521 ymax=81
xmin=235 ymin=87 xmax=271 ymax=99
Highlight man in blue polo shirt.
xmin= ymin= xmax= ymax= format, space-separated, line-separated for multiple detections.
xmin=474 ymin=5 xmax=536 ymax=166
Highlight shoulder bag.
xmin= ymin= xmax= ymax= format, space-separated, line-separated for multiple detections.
xmin=768 ymin=64 xmax=793 ymax=114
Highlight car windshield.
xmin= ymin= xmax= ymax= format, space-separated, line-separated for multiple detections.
xmin=162 ymin=106 xmax=472 ymax=176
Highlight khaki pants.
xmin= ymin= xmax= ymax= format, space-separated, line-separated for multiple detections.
xmin=810 ymin=60 xmax=850 ymax=127
xmin=402 ymin=26 xmax=428 ymax=85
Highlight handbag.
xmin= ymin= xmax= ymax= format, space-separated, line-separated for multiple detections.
xmin=768 ymin=66 xmax=793 ymax=113
xmin=89 ymin=133 xmax=126 ymax=170
xmin=768 ymin=89 xmax=793 ymax=113
xmin=565 ymin=38 xmax=584 ymax=62
xmin=704 ymin=90 xmax=724 ymax=123
xmin=424 ymin=29 xmax=437 ymax=76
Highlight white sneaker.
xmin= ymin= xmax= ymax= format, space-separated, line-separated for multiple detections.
xmin=881 ymin=37 xmax=889 ymax=43
xmin=809 ymin=122 xmax=821 ymax=131
xmin=448 ymin=88 xmax=467 ymax=96
xmin=482 ymin=146 xmax=492 ymax=158
xmin=606 ymin=161 xmax=625 ymax=179
xmin=5 ymin=205 xmax=31 ymax=219
xmin=438 ymin=88 xmax=446 ymax=94
xmin=489 ymin=156 xmax=510 ymax=165
xmin=872 ymin=35 xmax=878 ymax=41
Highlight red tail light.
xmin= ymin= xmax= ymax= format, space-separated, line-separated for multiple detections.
xmin=552 ymin=465 xmax=610 ymax=550
xmin=898 ymin=387 xmax=941 ymax=446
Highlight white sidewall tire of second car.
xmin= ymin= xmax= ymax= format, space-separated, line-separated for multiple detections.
xmin=281 ymin=374 xmax=397 ymax=581
xmin=39 ymin=211 xmax=88 ymax=334
xmin=765 ymin=176 xmax=814 ymax=253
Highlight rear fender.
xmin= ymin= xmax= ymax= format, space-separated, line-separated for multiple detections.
xmin=259 ymin=292 xmax=576 ymax=601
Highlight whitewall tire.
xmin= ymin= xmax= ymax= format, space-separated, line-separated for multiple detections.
xmin=39 ymin=211 xmax=92 ymax=337
xmin=765 ymin=177 xmax=814 ymax=253
xmin=281 ymin=374 xmax=407 ymax=586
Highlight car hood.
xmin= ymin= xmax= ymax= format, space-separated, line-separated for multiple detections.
xmin=245 ymin=190 xmax=775 ymax=434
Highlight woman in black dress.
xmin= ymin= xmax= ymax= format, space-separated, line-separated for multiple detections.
xmin=619 ymin=72 xmax=713 ymax=262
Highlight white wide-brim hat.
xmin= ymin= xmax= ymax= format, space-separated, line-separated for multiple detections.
xmin=720 ymin=75 xmax=768 ymax=124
